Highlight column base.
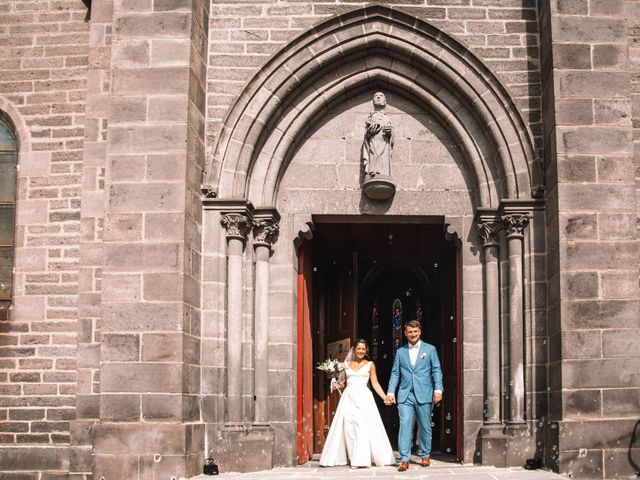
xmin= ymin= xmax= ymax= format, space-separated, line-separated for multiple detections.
xmin=92 ymin=422 xmax=204 ymax=479
xmin=479 ymin=423 xmax=535 ymax=468
xmin=479 ymin=424 xmax=508 ymax=467
xmin=208 ymin=423 xmax=275 ymax=473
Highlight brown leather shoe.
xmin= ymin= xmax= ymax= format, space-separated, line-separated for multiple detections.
xmin=397 ymin=461 xmax=409 ymax=472
xmin=420 ymin=457 xmax=431 ymax=467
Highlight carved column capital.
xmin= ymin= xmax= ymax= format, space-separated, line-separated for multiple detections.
xmin=501 ymin=214 xmax=529 ymax=239
xmin=253 ymin=218 xmax=279 ymax=248
xmin=221 ymin=213 xmax=252 ymax=242
xmin=477 ymin=221 xmax=502 ymax=247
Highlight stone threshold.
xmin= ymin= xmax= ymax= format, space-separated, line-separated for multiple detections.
xmin=189 ymin=457 xmax=564 ymax=479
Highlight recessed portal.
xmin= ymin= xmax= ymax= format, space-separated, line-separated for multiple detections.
xmin=296 ymin=216 xmax=462 ymax=463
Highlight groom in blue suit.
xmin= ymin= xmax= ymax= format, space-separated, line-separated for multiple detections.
xmin=386 ymin=319 xmax=443 ymax=472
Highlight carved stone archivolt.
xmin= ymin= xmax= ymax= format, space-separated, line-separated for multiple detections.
xmin=501 ymin=214 xmax=529 ymax=239
xmin=221 ymin=213 xmax=252 ymax=241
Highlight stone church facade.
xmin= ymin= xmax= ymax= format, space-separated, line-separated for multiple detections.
xmin=0 ymin=0 xmax=639 ymax=479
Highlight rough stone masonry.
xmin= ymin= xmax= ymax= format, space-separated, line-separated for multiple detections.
xmin=0 ymin=1 xmax=638 ymax=479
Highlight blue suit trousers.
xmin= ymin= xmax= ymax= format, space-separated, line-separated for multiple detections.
xmin=397 ymin=389 xmax=433 ymax=462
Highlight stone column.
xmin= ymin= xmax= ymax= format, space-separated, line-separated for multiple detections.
xmin=92 ymin=0 xmax=209 ymax=475
xmin=252 ymin=210 xmax=280 ymax=424
xmin=502 ymin=213 xmax=529 ymax=424
xmin=221 ymin=211 xmax=252 ymax=424
xmin=477 ymin=219 xmax=502 ymax=424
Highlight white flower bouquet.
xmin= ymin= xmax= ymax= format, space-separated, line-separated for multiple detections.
xmin=316 ymin=358 xmax=345 ymax=394
xmin=316 ymin=358 xmax=344 ymax=379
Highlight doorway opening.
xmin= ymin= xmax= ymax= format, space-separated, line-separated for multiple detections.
xmin=296 ymin=216 xmax=462 ymax=464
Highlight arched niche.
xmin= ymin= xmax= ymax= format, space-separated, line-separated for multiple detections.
xmin=277 ymin=91 xmax=476 ymax=218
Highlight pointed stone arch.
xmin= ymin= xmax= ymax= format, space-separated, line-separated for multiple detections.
xmin=0 ymin=96 xmax=32 ymax=156
xmin=206 ymin=5 xmax=538 ymax=208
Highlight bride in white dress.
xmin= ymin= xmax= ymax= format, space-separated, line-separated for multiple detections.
xmin=319 ymin=339 xmax=396 ymax=468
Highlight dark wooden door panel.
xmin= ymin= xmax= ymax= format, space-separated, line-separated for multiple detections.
xmin=313 ymin=250 xmax=357 ymax=453
xmin=438 ymin=242 xmax=460 ymax=458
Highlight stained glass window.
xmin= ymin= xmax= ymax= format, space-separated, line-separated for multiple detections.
xmin=0 ymin=117 xmax=16 ymax=301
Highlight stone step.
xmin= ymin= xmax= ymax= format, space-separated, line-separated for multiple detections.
xmin=190 ymin=458 xmax=565 ymax=479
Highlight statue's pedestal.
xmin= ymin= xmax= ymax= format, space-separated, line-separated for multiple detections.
xmin=363 ymin=175 xmax=395 ymax=200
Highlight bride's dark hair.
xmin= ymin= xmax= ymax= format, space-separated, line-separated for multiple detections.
xmin=353 ymin=338 xmax=369 ymax=356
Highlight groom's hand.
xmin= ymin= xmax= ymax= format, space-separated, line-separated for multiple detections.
xmin=433 ymin=392 xmax=442 ymax=404
xmin=385 ymin=394 xmax=396 ymax=405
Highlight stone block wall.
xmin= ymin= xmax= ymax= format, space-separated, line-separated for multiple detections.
xmin=0 ymin=0 xmax=637 ymax=478
xmin=1 ymin=0 xmax=210 ymax=476
xmin=632 ymin=1 xmax=640 ymax=250
xmin=91 ymin=0 xmax=209 ymax=475
xmin=71 ymin=0 xmax=114 ymax=476
xmin=540 ymin=0 xmax=640 ymax=478
xmin=0 ymin=0 xmax=89 ymax=474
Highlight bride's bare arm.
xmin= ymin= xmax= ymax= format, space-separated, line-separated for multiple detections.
xmin=369 ymin=362 xmax=387 ymax=401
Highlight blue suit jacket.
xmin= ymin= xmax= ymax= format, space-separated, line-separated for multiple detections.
xmin=387 ymin=341 xmax=444 ymax=404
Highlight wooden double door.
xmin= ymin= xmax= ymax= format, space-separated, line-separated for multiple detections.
xmin=296 ymin=220 xmax=462 ymax=463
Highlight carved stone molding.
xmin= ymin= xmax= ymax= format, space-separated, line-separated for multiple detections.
xmin=207 ymin=6 xmax=539 ymax=209
xmin=221 ymin=213 xmax=252 ymax=241
xmin=501 ymin=214 xmax=529 ymax=239
xmin=201 ymin=184 xmax=217 ymax=199
xmin=253 ymin=218 xmax=279 ymax=248
xmin=477 ymin=221 xmax=502 ymax=247
xmin=253 ymin=207 xmax=281 ymax=249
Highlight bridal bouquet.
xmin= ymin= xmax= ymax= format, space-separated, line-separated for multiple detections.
xmin=316 ymin=358 xmax=345 ymax=394
xmin=316 ymin=358 xmax=344 ymax=379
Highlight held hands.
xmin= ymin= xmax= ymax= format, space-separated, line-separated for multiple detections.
xmin=383 ymin=393 xmax=441 ymax=405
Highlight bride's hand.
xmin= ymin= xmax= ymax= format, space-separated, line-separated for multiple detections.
xmin=330 ymin=378 xmax=344 ymax=392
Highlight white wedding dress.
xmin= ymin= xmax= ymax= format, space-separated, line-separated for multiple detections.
xmin=319 ymin=361 xmax=396 ymax=467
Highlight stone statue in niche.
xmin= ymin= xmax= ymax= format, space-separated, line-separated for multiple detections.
xmin=362 ymin=91 xmax=394 ymax=177
xmin=362 ymin=91 xmax=396 ymax=200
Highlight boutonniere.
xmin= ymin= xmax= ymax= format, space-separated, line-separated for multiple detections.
xmin=420 ymin=353 xmax=427 ymax=360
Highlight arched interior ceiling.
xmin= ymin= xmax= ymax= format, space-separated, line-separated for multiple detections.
xmin=207 ymin=5 xmax=537 ymax=209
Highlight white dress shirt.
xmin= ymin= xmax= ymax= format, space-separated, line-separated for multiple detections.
xmin=408 ymin=340 xmax=421 ymax=366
